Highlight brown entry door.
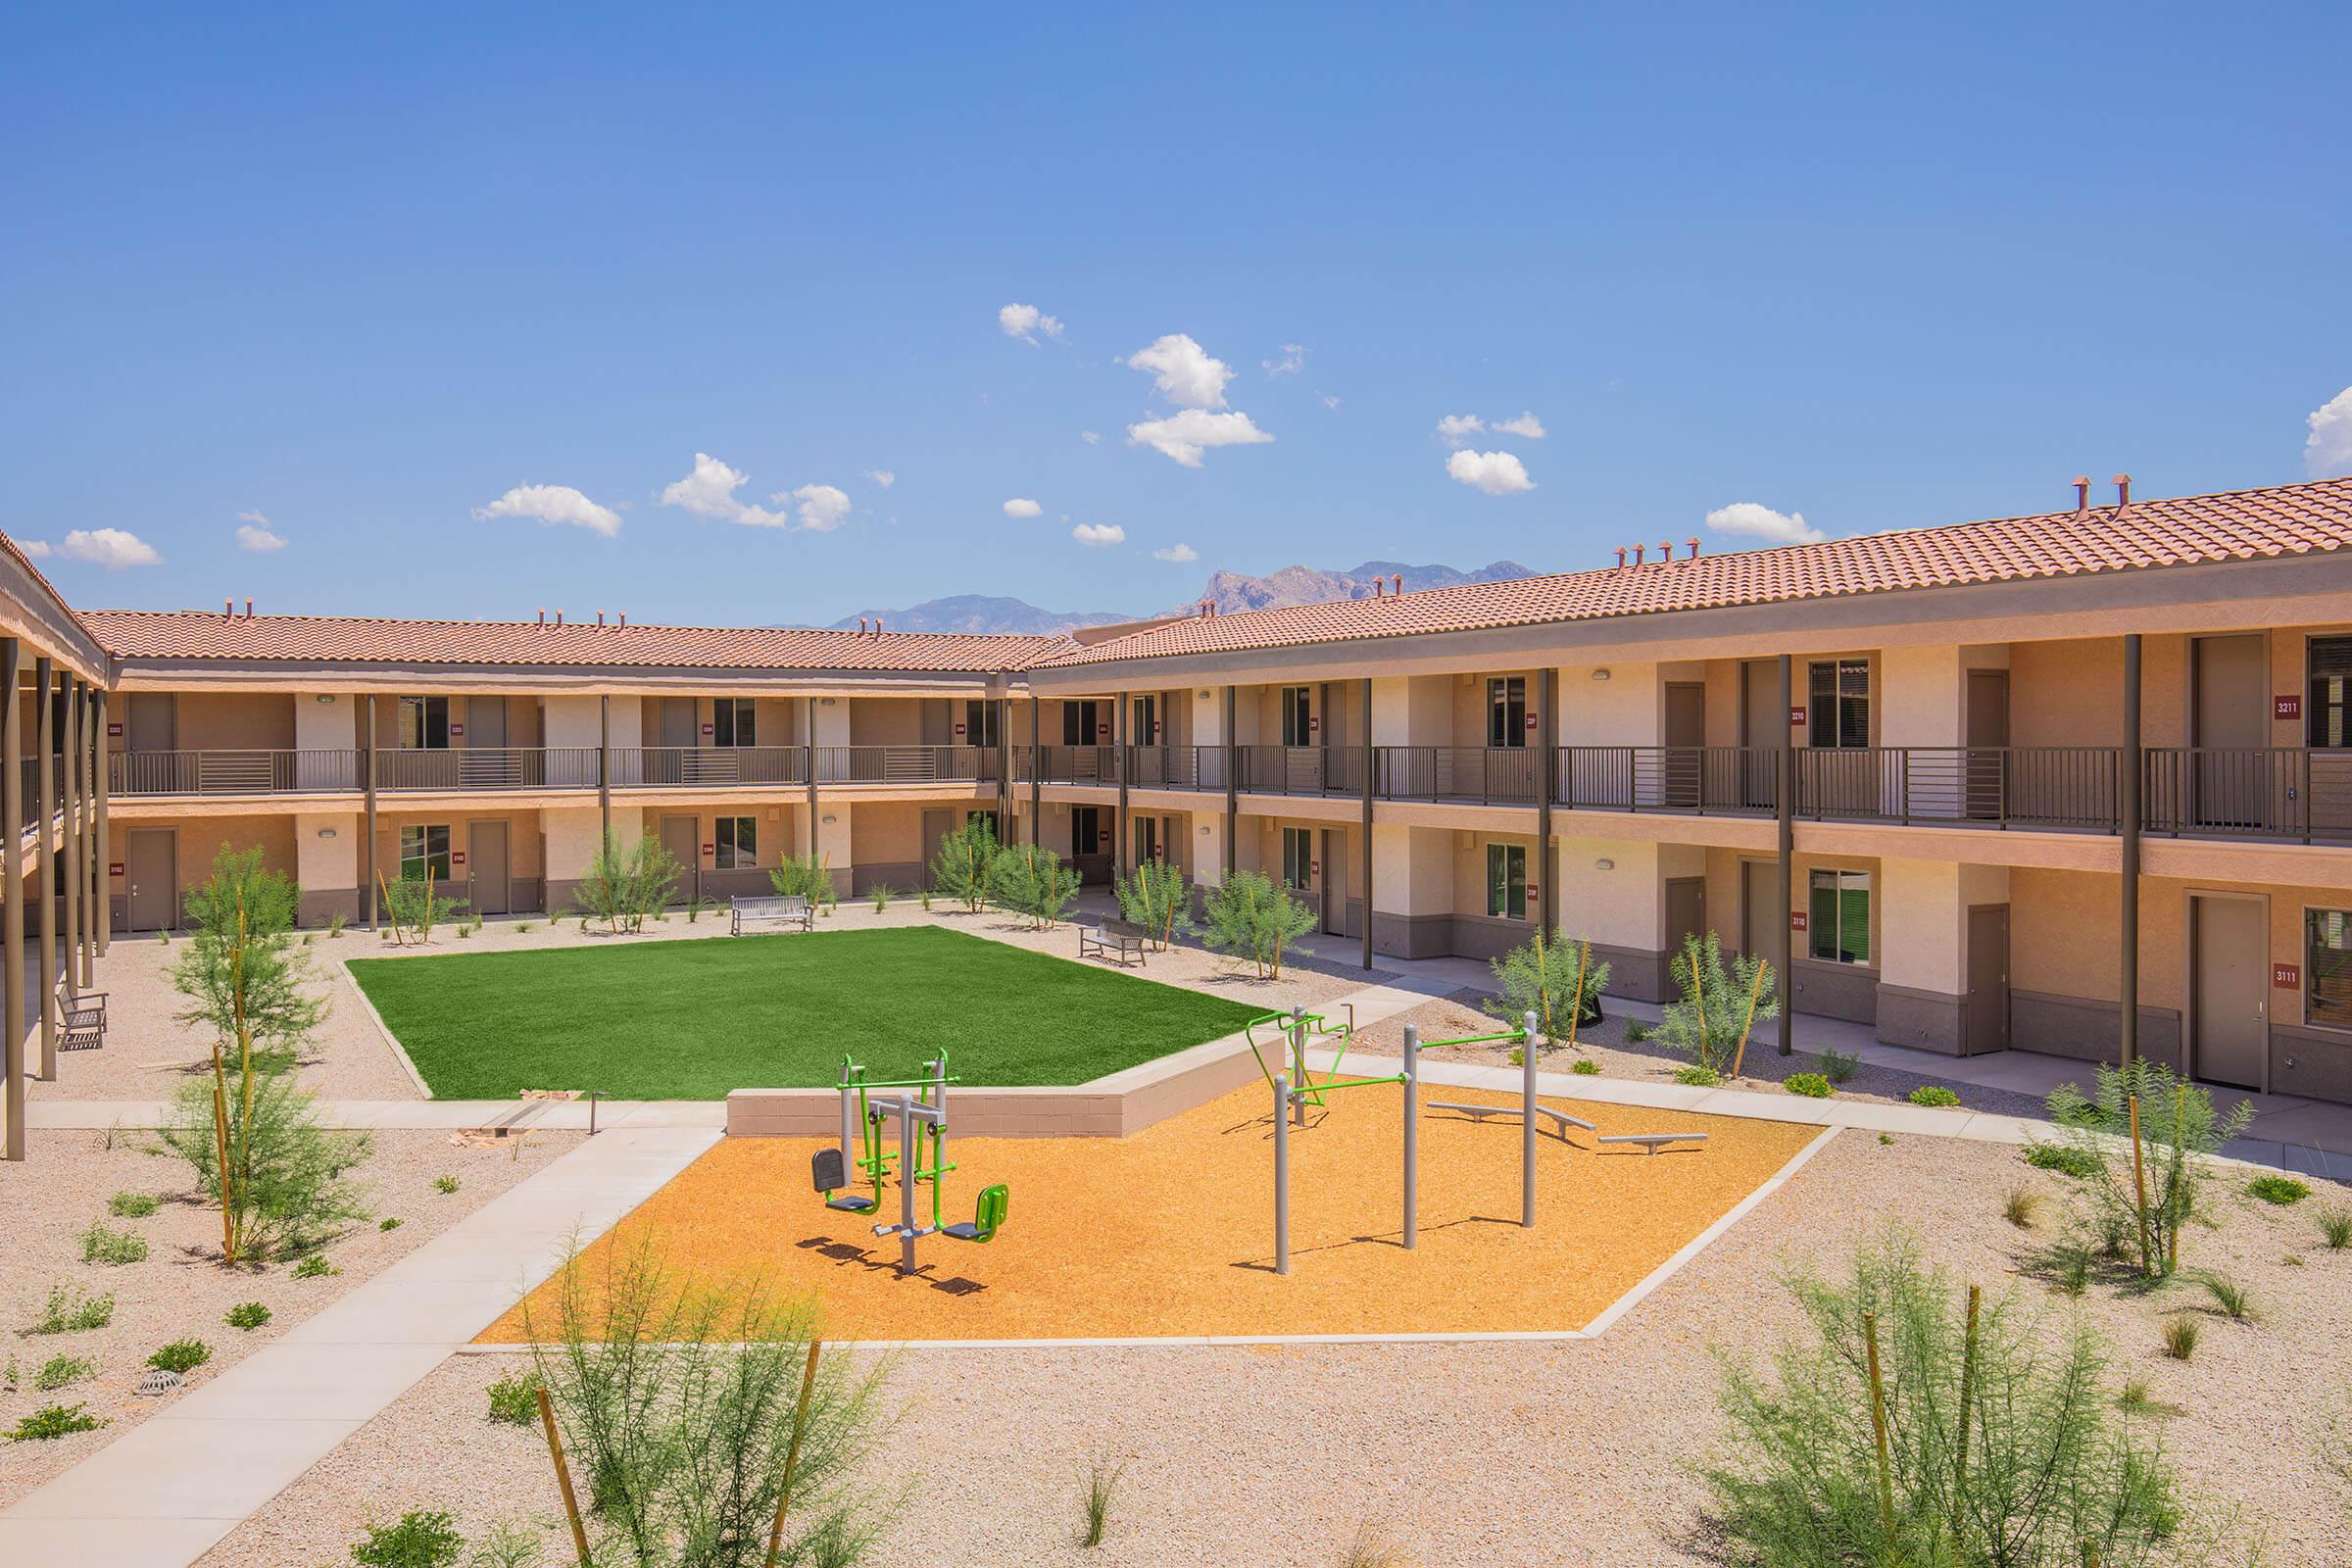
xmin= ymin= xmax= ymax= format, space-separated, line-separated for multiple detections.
xmin=1740 ymin=661 xmax=1778 ymax=808
xmin=1664 ymin=682 xmax=1705 ymax=807
xmin=461 ymin=698 xmax=510 ymax=788
xmin=2191 ymin=896 xmax=2267 ymax=1090
xmin=1741 ymin=860 xmax=1778 ymax=962
xmin=659 ymin=815 xmax=699 ymax=900
xmin=125 ymin=828 xmax=175 ymax=932
xmin=2193 ymin=635 xmax=2268 ymax=829
xmin=1665 ymin=876 xmax=1706 ymax=964
xmin=468 ymin=820 xmax=512 ymax=915
xmin=920 ymin=809 xmax=953 ymax=884
xmin=1963 ymin=905 xmax=2010 ymax=1054
xmin=1965 ymin=670 xmax=2009 ymax=820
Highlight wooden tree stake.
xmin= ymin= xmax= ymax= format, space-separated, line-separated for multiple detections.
xmin=1729 ymin=957 xmax=1769 ymax=1081
xmin=764 ymin=1338 xmax=826 ymax=1568
xmin=2129 ymin=1094 xmax=2153 ymax=1277
xmin=1953 ymin=1283 xmax=1980 ymax=1528
xmin=1864 ymin=1309 xmax=1896 ymax=1554
xmin=1567 ymin=938 xmax=1590 ymax=1052
xmin=536 ymin=1384 xmax=592 ymax=1566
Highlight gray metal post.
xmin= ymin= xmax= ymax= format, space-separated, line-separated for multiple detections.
xmin=806 ymin=697 xmax=821 ymax=857
xmin=898 ymin=1099 xmax=918 ymax=1276
xmin=838 ymin=1059 xmax=856 ymax=1173
xmin=598 ymin=694 xmax=612 ymax=844
xmin=1775 ymin=654 xmax=1794 ymax=1054
xmin=1359 ymin=676 xmax=1374 ymax=971
xmin=1273 ymin=1072 xmax=1291 ymax=1276
xmin=365 ymin=693 xmax=379 ymax=932
xmin=92 ymin=686 xmax=108 ymax=956
xmin=1522 ymin=1009 xmax=1539 ymax=1228
xmin=2120 ymin=632 xmax=2141 ymax=1067
xmin=60 ymin=675 xmax=77 ymax=999
xmin=1 ymin=638 xmax=19 ymax=1160
xmin=1401 ymin=1023 xmax=1418 ymax=1250
xmin=1289 ymin=1004 xmax=1306 ymax=1125
xmin=33 ymin=658 xmax=53 ymax=1078
xmin=1222 ymin=684 xmax=1237 ymax=877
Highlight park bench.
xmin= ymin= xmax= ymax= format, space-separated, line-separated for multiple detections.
xmin=730 ymin=894 xmax=813 ymax=936
xmin=1078 ymin=917 xmax=1149 ymax=968
xmin=58 ymin=987 xmax=108 ymax=1053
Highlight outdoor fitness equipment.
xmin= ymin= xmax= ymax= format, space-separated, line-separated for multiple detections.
xmin=810 ymin=1051 xmax=1009 ymax=1277
xmin=1246 ymin=1004 xmax=1355 ymax=1114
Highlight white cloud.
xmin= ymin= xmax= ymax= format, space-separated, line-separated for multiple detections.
xmin=1126 ymin=333 xmax=1234 ymax=409
xmin=1704 ymin=501 xmax=1824 ymax=545
xmin=1152 ymin=542 xmax=1200 ymax=563
xmin=473 ymin=483 xmax=623 ymax=538
xmin=659 ymin=452 xmax=790 ymax=528
xmin=1127 ymin=409 xmax=1275 ymax=467
xmin=1079 ymin=430 xmax=1102 ymax=445
xmin=1494 ymin=411 xmax=1546 ymax=439
xmin=866 ymin=468 xmax=896 ymax=489
xmin=1262 ymin=343 xmax=1305 ymax=376
xmin=1446 ymin=449 xmax=1536 ymax=496
xmin=234 ymin=513 xmax=287 ymax=552
xmin=998 ymin=303 xmax=1064 ymax=343
xmin=18 ymin=539 xmax=50 ymax=560
xmin=1002 ymin=498 xmax=1043 ymax=519
xmin=782 ymin=483 xmax=852 ymax=532
xmin=2308 ymin=386 xmax=2352 ymax=478
xmin=1072 ymin=523 xmax=1125 ymax=547
xmin=59 ymin=527 xmax=163 ymax=568
xmin=1436 ymin=414 xmax=1485 ymax=445
xmin=1320 ymin=393 xmax=1342 ymax=409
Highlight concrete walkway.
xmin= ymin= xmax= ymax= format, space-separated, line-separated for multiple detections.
xmin=24 ymin=1097 xmax=727 ymax=1131
xmin=0 ymin=1124 xmax=718 ymax=1567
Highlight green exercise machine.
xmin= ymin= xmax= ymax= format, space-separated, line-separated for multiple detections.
xmin=810 ymin=1051 xmax=1008 ymax=1277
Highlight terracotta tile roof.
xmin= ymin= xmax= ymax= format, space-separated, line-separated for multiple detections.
xmin=1033 ymin=478 xmax=2352 ymax=668
xmin=84 ymin=610 xmax=1063 ymax=674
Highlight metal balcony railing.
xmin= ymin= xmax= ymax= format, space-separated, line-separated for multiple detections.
xmin=1556 ymin=747 xmax=1778 ymax=814
xmin=110 ymin=748 xmax=363 ymax=796
xmin=1123 ymin=745 xmax=1227 ymax=790
xmin=1791 ymin=747 xmax=2121 ymax=830
xmin=812 ymin=745 xmax=996 ymax=784
xmin=2144 ymin=748 xmax=2352 ymax=842
xmin=1376 ymin=746 xmax=1543 ymax=805
xmin=1234 ymin=745 xmax=1363 ymax=797
xmin=376 ymin=746 xmax=603 ymax=792
xmin=611 ymin=745 xmax=807 ymax=788
xmin=1026 ymin=745 xmax=1116 ymax=785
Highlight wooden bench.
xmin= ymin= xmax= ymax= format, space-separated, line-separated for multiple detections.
xmin=731 ymin=895 xmax=813 ymax=936
xmin=59 ymin=988 xmax=107 ymax=1053
xmin=1078 ymin=918 xmax=1149 ymax=968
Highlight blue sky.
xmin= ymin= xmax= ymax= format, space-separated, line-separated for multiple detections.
xmin=3 ymin=4 xmax=2346 ymax=625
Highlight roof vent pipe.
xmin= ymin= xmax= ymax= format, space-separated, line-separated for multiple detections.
xmin=556 ymin=611 xmax=564 ymax=626
xmin=1615 ymin=547 xmax=1627 ymax=568
xmin=2073 ymin=476 xmax=2090 ymax=514
xmin=1632 ymin=544 xmax=1645 ymax=565
xmin=245 ymin=598 xmax=254 ymax=617
xmin=1659 ymin=540 xmax=1672 ymax=563
xmin=1370 ymin=580 xmax=1382 ymax=599
xmin=1687 ymin=537 xmax=1702 ymax=559
xmin=874 ymin=618 xmax=884 ymax=636
xmin=858 ymin=617 xmax=868 ymax=635
xmin=1390 ymin=574 xmax=1401 ymax=595
xmin=537 ymin=609 xmax=546 ymax=626
xmin=618 ymin=612 xmax=626 ymax=627
xmin=223 ymin=598 xmax=233 ymax=617
xmin=596 ymin=610 xmax=606 ymax=627
xmin=2114 ymin=473 xmax=2132 ymax=507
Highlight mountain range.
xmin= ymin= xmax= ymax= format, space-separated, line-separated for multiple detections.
xmin=821 ymin=559 xmax=1540 ymax=636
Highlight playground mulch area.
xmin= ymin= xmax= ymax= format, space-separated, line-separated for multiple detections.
xmin=478 ymin=1080 xmax=1821 ymax=1343
xmin=348 ymin=924 xmax=1264 ymax=1099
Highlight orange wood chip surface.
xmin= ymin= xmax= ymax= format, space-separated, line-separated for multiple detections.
xmin=480 ymin=1082 xmax=1821 ymax=1343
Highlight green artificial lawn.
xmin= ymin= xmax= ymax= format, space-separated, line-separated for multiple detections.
xmin=348 ymin=924 xmax=1264 ymax=1100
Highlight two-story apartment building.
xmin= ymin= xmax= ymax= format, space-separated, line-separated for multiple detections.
xmin=7 ymin=474 xmax=2352 ymax=1149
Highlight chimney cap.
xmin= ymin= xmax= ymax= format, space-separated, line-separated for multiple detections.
xmin=2113 ymin=472 xmax=2132 ymax=507
xmin=1687 ymin=536 xmax=1702 ymax=557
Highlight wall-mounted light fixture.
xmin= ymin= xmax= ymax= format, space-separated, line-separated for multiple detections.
xmin=317 ymin=828 xmax=338 ymax=840
xmin=1199 ymin=824 xmax=1211 ymax=835
xmin=819 ymin=814 xmax=838 ymax=825
xmin=1593 ymin=858 xmax=1613 ymax=870
xmin=1590 ymin=669 xmax=1611 ymax=682
xmin=314 ymin=694 xmax=337 ymax=704
xmin=1199 ymin=689 xmax=1211 ymax=699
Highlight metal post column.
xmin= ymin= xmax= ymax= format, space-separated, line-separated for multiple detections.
xmin=1775 ymin=655 xmax=1794 ymax=1055
xmin=996 ymin=694 xmax=1012 ymax=842
xmin=77 ymin=683 xmax=95 ymax=985
xmin=1521 ymin=1010 xmax=1539 ymax=1227
xmin=60 ymin=675 xmax=78 ymax=997
xmin=598 ymin=695 xmax=612 ymax=846
xmin=92 ymin=686 xmax=109 ymax=956
xmin=33 ymin=658 xmax=54 ymax=1078
xmin=1400 ymin=1023 xmax=1418 ymax=1249
xmin=1358 ymin=677 xmax=1374 ymax=970
xmin=1027 ymin=694 xmax=1041 ymax=854
xmin=364 ymin=694 xmax=379 ymax=932
xmin=1 ymin=639 xmax=21 ymax=1160
xmin=805 ymin=698 xmax=819 ymax=858
xmin=1222 ymin=685 xmax=1238 ymax=878
xmin=2120 ymin=633 xmax=2141 ymax=1067
xmin=1538 ymin=665 xmax=1556 ymax=935
xmin=1113 ymin=691 xmax=1128 ymax=886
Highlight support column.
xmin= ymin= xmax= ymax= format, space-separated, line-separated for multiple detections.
xmin=598 ymin=695 xmax=612 ymax=845
xmin=1537 ymin=665 xmax=1556 ymax=935
xmin=1113 ymin=691 xmax=1129 ymax=886
xmin=2120 ymin=632 xmax=2141 ymax=1067
xmin=1359 ymin=677 xmax=1374 ymax=970
xmin=77 ymin=683 xmax=94 ymax=986
xmin=364 ymin=694 xmax=379 ymax=931
xmin=1222 ymin=685 xmax=1237 ymax=878
xmin=61 ymin=674 xmax=79 ymax=998
xmin=92 ymin=686 xmax=109 ymax=956
xmin=2 ymin=639 xmax=20 ymax=1160
xmin=34 ymin=658 xmax=54 ymax=1078
xmin=996 ymin=694 xmax=1012 ymax=842
xmin=1027 ymin=695 xmax=1041 ymax=855
xmin=1775 ymin=654 xmax=1794 ymax=1055
xmin=805 ymin=698 xmax=820 ymax=858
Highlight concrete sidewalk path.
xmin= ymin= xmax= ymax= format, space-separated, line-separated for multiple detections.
xmin=0 ymin=1124 xmax=718 ymax=1567
xmin=24 ymin=1098 xmax=726 ymax=1131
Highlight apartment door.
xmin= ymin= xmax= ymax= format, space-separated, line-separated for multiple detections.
xmin=656 ymin=697 xmax=696 ymax=784
xmin=1665 ymin=876 xmax=1707 ymax=964
xmin=1963 ymin=905 xmax=2010 ymax=1054
xmin=1965 ymin=670 xmax=2009 ymax=820
xmin=2193 ymin=634 xmax=2267 ymax=829
xmin=1664 ymin=682 xmax=1706 ymax=808
xmin=125 ymin=828 xmax=175 ymax=932
xmin=468 ymin=820 xmax=512 ymax=915
xmin=1319 ymin=828 xmax=1343 ymax=935
xmin=659 ymin=814 xmax=699 ymax=899
xmin=2191 ymin=894 xmax=2267 ymax=1090
xmin=1740 ymin=660 xmax=1778 ymax=808
xmin=920 ymin=808 xmax=953 ymax=883
xmin=1740 ymin=859 xmax=1779 ymax=961
xmin=462 ymin=697 xmax=510 ymax=789
xmin=122 ymin=694 xmax=176 ymax=793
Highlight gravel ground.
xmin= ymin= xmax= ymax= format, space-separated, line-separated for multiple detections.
xmin=0 ymin=1124 xmax=580 ymax=1507
xmin=200 ymin=1133 xmax=2352 ymax=1566
xmin=1348 ymin=992 xmax=2055 ymax=1122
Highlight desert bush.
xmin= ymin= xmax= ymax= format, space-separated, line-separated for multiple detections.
xmin=1907 ymin=1085 xmax=1961 ymax=1108
xmin=1816 ymin=1048 xmax=1859 ymax=1084
xmin=1658 ymin=931 xmax=1778 ymax=1079
xmin=1673 ymin=1064 xmax=1720 ymax=1087
xmin=2024 ymin=1143 xmax=2104 ymax=1181
xmin=2247 ymin=1174 xmax=2311 ymax=1206
xmin=293 ymin=1252 xmax=341 ymax=1278
xmin=2191 ymin=1270 xmax=2256 ymax=1322
xmin=768 ymin=854 xmax=837 ymax=912
xmin=867 ymin=883 xmax=895 ymax=912
xmin=33 ymin=1353 xmax=94 ymax=1391
xmin=350 ymin=1509 xmax=465 ymax=1567
xmin=523 ymin=1233 xmax=894 ymax=1567
xmin=1699 ymin=1229 xmax=2187 ymax=1567
xmin=433 ymin=1173 xmax=461 ymax=1195
xmin=1113 ymin=858 xmax=1192 ymax=950
xmin=2160 ymin=1313 xmax=2199 ymax=1360
xmin=486 ymin=1366 xmax=542 ymax=1425
xmin=1483 ymin=929 xmax=1609 ymax=1048
xmin=1201 ymin=870 xmax=1316 ymax=980
xmin=225 ymin=1301 xmax=272 ymax=1330
xmin=990 ymin=845 xmax=1082 ymax=929
xmin=928 ymin=815 xmax=1000 ymax=913
xmin=1784 ymin=1072 xmax=1833 ymax=1100
xmin=2004 ymin=1185 xmax=2044 ymax=1229
xmin=2043 ymin=1060 xmax=2254 ymax=1281
xmin=2319 ymin=1206 xmax=2352 ymax=1250
xmin=381 ymin=872 xmax=469 ymax=946
xmin=157 ymin=1071 xmax=370 ymax=1261
xmin=25 ymin=1283 xmax=113 ymax=1335
xmin=79 ymin=1222 xmax=149 ymax=1265
xmin=1571 ymin=1057 xmax=1601 ymax=1076
xmin=571 ymin=831 xmax=679 ymax=935
xmin=107 ymin=1190 xmax=160 ymax=1218
xmin=7 ymin=1403 xmax=104 ymax=1443
xmin=147 ymin=1338 xmax=213 ymax=1374
xmin=1079 ymin=1451 xmax=1125 ymax=1547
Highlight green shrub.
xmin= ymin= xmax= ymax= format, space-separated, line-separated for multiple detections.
xmin=1673 ymin=1064 xmax=1720 ymax=1087
xmin=292 ymin=1253 xmax=340 ymax=1278
xmin=867 ymin=883 xmax=895 ymax=913
xmin=382 ymin=873 xmax=470 ymax=946
xmin=989 ymin=844 xmax=1081 ymax=929
xmin=2024 ymin=1142 xmax=2104 ymax=1181
xmin=768 ymin=853 xmax=837 ymax=912
xmin=25 ymin=1283 xmax=114 ymax=1335
xmin=1570 ymin=1057 xmax=1600 ymax=1076
xmin=1700 ymin=1229 xmax=2186 ymax=1568
xmin=107 ymin=1191 xmax=160 ymax=1218
xmin=155 ymin=1071 xmax=370 ymax=1261
xmin=79 ymin=1222 xmax=150 ymax=1265
xmin=1783 ymin=1072 xmax=1833 ymax=1099
xmin=1079 ymin=1451 xmax=1125 ymax=1548
xmin=927 ymin=815 xmax=1000 ymax=914
xmin=33 ymin=1353 xmax=95 ymax=1391
xmin=1906 ymin=1085 xmax=1961 ymax=1107
xmin=2319 ymin=1206 xmax=2352 ymax=1250
xmin=1816 ymin=1048 xmax=1859 ymax=1084
xmin=432 ymin=1173 xmax=460 ymax=1195
xmin=2161 ymin=1312 xmax=2199 ymax=1360
xmin=485 ymin=1366 xmax=542 ymax=1426
xmin=2004 ymin=1185 xmax=2044 ymax=1229
xmin=380 ymin=1216 xmax=403 ymax=1232
xmin=2044 ymin=1059 xmax=2256 ymax=1280
xmin=1200 ymin=870 xmax=1316 ymax=980
xmin=349 ymin=1509 xmax=465 ymax=1568
xmin=568 ymin=830 xmax=676 ymax=936
xmin=2192 ymin=1270 xmax=2256 ymax=1322
xmin=147 ymin=1338 xmax=213 ymax=1374
xmin=2248 ymin=1174 xmax=2311 ymax=1206
xmin=2050 ymin=1246 xmax=2090 ymax=1298
xmin=7 ymin=1403 xmax=105 ymax=1443
xmin=1624 ymin=1019 xmax=1651 ymax=1044
xmin=225 ymin=1301 xmax=272 ymax=1331
xmin=1112 ymin=858 xmax=1193 ymax=950
xmin=1658 ymin=931 xmax=1778 ymax=1078
xmin=1484 ymin=929 xmax=1609 ymax=1048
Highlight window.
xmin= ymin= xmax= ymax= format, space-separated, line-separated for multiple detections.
xmin=1486 ymin=843 xmax=1527 ymax=920
xmin=1280 ymin=686 xmax=1313 ymax=746
xmin=1135 ymin=815 xmax=1161 ymax=865
xmin=713 ymin=698 xmax=756 ymax=748
xmin=1487 ymin=677 xmax=1528 ymax=748
xmin=1062 ymin=702 xmax=1102 ymax=745
xmin=1070 ymin=805 xmax=1103 ymax=855
xmin=1131 ymin=694 xmax=1159 ymax=744
xmin=1282 ymin=826 xmax=1314 ymax=890
xmin=1808 ymin=869 xmax=1872 ymax=964
xmin=2308 ymin=909 xmax=2352 ymax=1029
xmin=1807 ymin=660 xmax=1870 ymax=749
xmin=963 ymin=701 xmax=1000 ymax=749
xmin=398 ymin=696 xmax=450 ymax=750
xmin=399 ymin=824 xmax=452 ymax=881
xmin=2310 ymin=639 xmax=2352 ymax=749
xmin=713 ymin=815 xmax=758 ymax=869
